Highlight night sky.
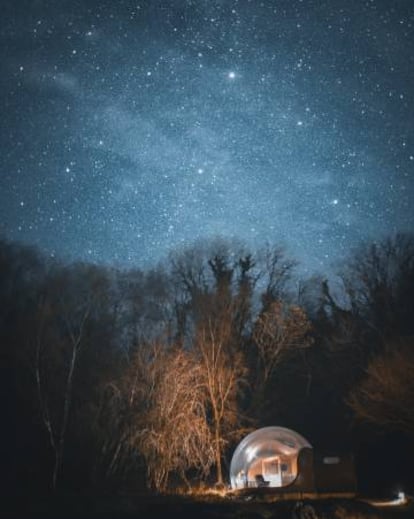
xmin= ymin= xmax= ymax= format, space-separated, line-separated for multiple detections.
xmin=1 ymin=0 xmax=413 ymax=275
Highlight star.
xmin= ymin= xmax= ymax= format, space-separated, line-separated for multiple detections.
xmin=0 ymin=0 xmax=412 ymax=277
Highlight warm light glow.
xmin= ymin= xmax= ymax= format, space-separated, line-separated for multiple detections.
xmin=366 ymin=491 xmax=408 ymax=508
xmin=176 ymin=485 xmax=230 ymax=499
xmin=230 ymin=426 xmax=311 ymax=490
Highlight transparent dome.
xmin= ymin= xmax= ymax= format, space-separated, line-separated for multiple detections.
xmin=229 ymin=426 xmax=312 ymax=489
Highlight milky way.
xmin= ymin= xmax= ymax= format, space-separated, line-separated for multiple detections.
xmin=1 ymin=0 xmax=413 ymax=275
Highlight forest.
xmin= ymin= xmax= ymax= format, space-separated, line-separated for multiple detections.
xmin=2 ymin=232 xmax=414 ymax=501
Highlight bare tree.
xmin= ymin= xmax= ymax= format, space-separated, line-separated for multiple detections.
xmin=252 ymin=301 xmax=313 ymax=388
xmin=33 ymin=264 xmax=105 ymax=490
xmin=342 ymin=233 xmax=414 ymax=340
xmin=347 ymin=337 xmax=414 ymax=436
xmin=108 ymin=341 xmax=215 ymax=492
xmin=258 ymin=243 xmax=297 ymax=307
xmin=168 ymin=239 xmax=256 ymax=486
xmin=250 ymin=301 xmax=313 ymax=418
xmin=195 ymin=312 xmax=249 ymax=486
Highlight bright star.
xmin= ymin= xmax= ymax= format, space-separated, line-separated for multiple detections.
xmin=228 ymin=71 xmax=236 ymax=79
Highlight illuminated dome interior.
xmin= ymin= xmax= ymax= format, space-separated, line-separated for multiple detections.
xmin=229 ymin=426 xmax=312 ymax=489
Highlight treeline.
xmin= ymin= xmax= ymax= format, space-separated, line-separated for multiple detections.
xmin=2 ymin=234 xmax=414 ymax=496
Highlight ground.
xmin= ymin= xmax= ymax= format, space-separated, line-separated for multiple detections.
xmin=2 ymin=492 xmax=414 ymax=519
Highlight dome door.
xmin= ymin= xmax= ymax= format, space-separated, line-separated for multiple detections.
xmin=262 ymin=456 xmax=282 ymax=486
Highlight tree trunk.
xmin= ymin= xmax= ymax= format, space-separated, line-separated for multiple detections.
xmin=53 ymin=341 xmax=79 ymax=489
xmin=214 ymin=421 xmax=223 ymax=485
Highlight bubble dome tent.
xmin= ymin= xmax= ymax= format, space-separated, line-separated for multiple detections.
xmin=229 ymin=426 xmax=313 ymax=490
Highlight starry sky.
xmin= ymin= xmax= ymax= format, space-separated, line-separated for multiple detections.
xmin=1 ymin=0 xmax=413 ymax=275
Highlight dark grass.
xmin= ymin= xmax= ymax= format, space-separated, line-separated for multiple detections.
xmin=2 ymin=493 xmax=413 ymax=519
